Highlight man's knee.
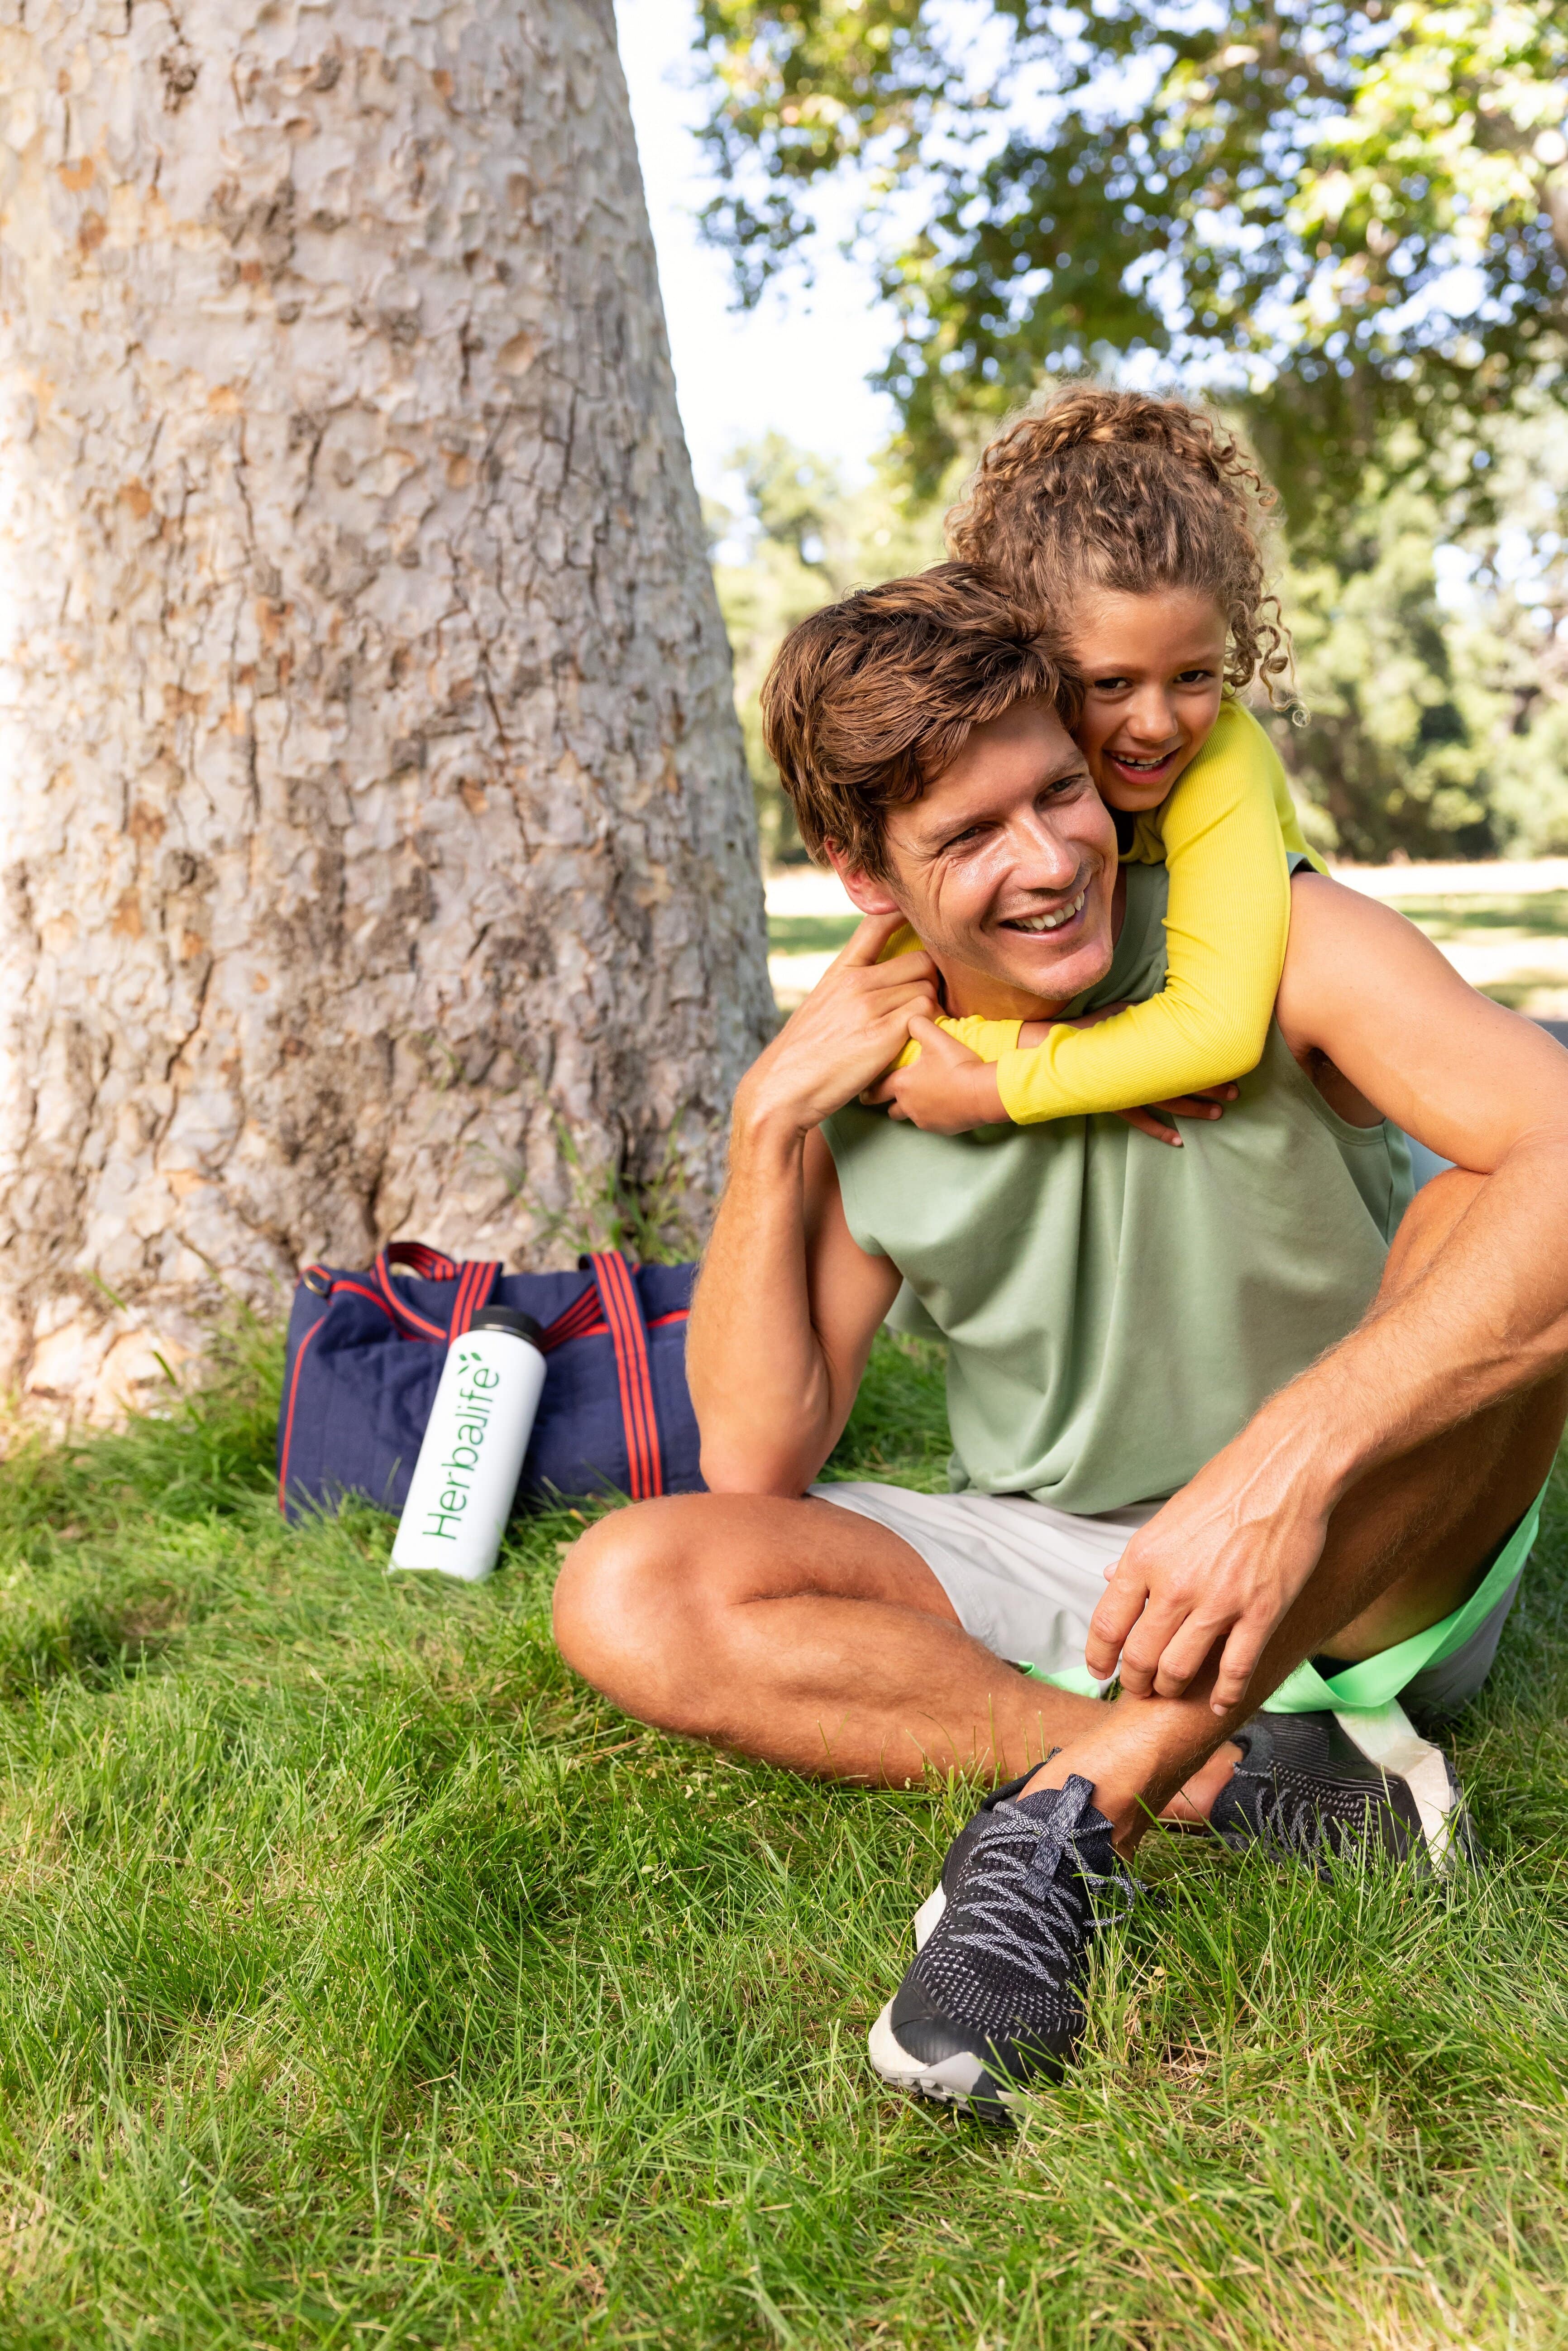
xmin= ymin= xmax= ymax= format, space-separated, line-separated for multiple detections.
xmin=552 ymin=1501 xmax=670 ymax=1680
xmin=551 ymin=1497 xmax=718 ymax=1716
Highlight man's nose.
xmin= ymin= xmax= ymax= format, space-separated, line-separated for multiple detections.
xmin=1009 ymin=810 xmax=1082 ymax=886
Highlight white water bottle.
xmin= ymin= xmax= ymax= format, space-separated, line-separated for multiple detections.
xmin=390 ymin=1306 xmax=546 ymax=1583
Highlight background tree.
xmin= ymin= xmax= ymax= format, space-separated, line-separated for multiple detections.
xmin=708 ymin=435 xmax=950 ymax=859
xmin=694 ymin=0 xmax=1568 ymax=524
xmin=0 ymin=0 xmax=772 ymax=1423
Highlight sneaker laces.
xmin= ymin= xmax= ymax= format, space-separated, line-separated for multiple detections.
xmin=1227 ymin=1772 xmax=1334 ymax=1860
xmin=941 ymin=1774 xmax=1135 ymax=1989
xmin=1222 ymin=1742 xmax=1385 ymax=1861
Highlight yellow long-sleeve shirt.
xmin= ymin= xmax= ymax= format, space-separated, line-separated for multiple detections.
xmin=894 ymin=701 xmax=1326 ymax=1120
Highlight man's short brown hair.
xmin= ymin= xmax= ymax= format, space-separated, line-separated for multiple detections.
xmin=760 ymin=562 xmax=1061 ymax=878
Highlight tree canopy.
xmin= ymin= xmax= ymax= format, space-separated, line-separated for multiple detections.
xmin=695 ymin=0 xmax=1568 ymax=524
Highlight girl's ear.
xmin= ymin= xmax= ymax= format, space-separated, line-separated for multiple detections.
xmin=823 ymin=842 xmax=903 ymax=918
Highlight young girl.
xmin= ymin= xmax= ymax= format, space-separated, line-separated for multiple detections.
xmin=878 ymin=387 xmax=1324 ymax=1136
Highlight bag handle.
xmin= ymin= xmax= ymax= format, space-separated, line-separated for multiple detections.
xmin=372 ymin=1245 xmax=501 ymax=1343
xmin=585 ymin=1250 xmax=663 ymax=1501
xmin=448 ymin=1257 xmax=502 ymax=1338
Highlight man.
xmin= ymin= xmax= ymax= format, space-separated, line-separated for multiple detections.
xmin=554 ymin=568 xmax=1568 ymax=2117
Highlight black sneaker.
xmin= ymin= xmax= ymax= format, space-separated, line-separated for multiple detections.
xmin=869 ymin=1774 xmax=1132 ymax=2117
xmin=1209 ymin=1708 xmax=1472 ymax=1876
xmin=911 ymin=1767 xmax=1041 ymax=1951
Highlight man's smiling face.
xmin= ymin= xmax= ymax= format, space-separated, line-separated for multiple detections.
xmin=831 ymin=698 xmax=1119 ymax=1017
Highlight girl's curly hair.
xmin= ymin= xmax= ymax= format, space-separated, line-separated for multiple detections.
xmin=946 ymin=386 xmax=1295 ymax=707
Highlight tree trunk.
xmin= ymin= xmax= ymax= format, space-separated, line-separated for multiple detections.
xmin=0 ymin=0 xmax=771 ymax=1424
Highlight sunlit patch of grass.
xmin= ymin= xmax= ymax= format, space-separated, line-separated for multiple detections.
xmin=766 ymin=913 xmax=861 ymax=958
xmin=1395 ymin=891 xmax=1568 ymax=941
xmin=0 ymin=1331 xmax=1563 ymax=2344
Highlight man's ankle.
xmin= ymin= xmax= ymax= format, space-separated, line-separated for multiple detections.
xmin=1019 ymin=1737 xmax=1243 ymax=1849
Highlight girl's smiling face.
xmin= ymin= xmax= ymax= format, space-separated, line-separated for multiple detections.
xmin=1066 ymin=589 xmax=1229 ymax=814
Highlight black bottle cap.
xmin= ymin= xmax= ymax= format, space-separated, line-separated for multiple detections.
xmin=468 ymin=1305 xmax=545 ymax=1346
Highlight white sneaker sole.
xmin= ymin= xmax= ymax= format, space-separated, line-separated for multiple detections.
xmin=912 ymin=1882 xmax=947 ymax=1950
xmin=1331 ymin=1700 xmax=1469 ymax=1872
xmin=866 ymin=1997 xmax=997 ymax=2109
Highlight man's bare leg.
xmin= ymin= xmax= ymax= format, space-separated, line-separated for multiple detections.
xmin=553 ymin=1488 xmax=1106 ymax=1784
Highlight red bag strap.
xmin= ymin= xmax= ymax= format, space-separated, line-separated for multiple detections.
xmin=587 ymin=1250 xmax=663 ymax=1502
xmin=539 ymin=1287 xmax=607 ymax=1351
xmin=372 ymin=1245 xmax=500 ymax=1342
xmin=385 ymin=1241 xmax=459 ymax=1280
xmin=449 ymin=1258 xmax=502 ymax=1338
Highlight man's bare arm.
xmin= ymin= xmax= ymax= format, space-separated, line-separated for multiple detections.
xmin=1090 ymin=873 xmax=1568 ymax=1711
xmin=687 ymin=914 xmax=923 ymax=1494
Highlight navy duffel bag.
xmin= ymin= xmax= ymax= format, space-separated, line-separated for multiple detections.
xmin=276 ymin=1240 xmax=703 ymax=1524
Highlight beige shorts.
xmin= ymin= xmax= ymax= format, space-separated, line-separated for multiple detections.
xmin=810 ymin=1480 xmax=1158 ymax=1695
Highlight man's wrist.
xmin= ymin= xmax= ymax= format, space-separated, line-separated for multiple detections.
xmin=1233 ymin=1376 xmax=1367 ymax=1518
xmin=731 ymin=1070 xmax=815 ymax=1164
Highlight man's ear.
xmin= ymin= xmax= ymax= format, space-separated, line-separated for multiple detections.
xmin=824 ymin=843 xmax=903 ymax=918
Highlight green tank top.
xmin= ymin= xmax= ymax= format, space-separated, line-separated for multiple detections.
xmin=822 ymin=864 xmax=1413 ymax=1513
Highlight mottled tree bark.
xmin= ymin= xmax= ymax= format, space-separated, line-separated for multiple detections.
xmin=0 ymin=0 xmax=771 ymax=1422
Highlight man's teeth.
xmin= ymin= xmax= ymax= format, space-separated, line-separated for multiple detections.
xmin=1013 ymin=889 xmax=1086 ymax=934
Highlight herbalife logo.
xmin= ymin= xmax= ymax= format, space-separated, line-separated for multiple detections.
xmin=421 ymin=1349 xmax=503 ymax=1541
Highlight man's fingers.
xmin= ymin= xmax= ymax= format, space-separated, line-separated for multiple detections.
xmin=1211 ymin=1621 xmax=1268 ymax=1715
xmin=1116 ymin=1602 xmax=1190 ymax=1696
xmin=1085 ymin=1575 xmax=1149 ymax=1677
xmin=1150 ymin=1617 xmax=1227 ymax=1699
xmin=906 ymin=1013 xmax=985 ymax=1068
xmin=831 ymin=909 xmax=916 ymax=970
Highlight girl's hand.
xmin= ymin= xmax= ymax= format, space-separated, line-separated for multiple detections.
xmin=1118 ymin=1083 xmax=1238 ymax=1147
xmin=860 ymin=1018 xmax=1004 ymax=1132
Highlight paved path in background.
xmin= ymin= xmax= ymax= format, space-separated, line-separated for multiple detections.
xmin=765 ymin=861 xmax=1568 ymax=1016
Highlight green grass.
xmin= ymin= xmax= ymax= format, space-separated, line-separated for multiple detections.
xmin=1393 ymin=891 xmax=1568 ymax=941
xmin=1 ymin=1327 xmax=1568 ymax=2346
xmin=767 ymin=915 xmax=860 ymax=958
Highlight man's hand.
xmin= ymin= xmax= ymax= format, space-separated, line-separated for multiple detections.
xmin=736 ymin=911 xmax=940 ymax=1141
xmin=1085 ymin=1435 xmax=1332 ymax=1713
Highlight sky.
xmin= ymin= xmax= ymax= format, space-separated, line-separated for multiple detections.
xmin=614 ymin=0 xmax=896 ymax=498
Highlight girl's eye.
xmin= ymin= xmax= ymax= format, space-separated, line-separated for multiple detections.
xmin=1174 ymin=669 xmax=1215 ymax=685
xmin=1090 ymin=675 xmax=1131 ymax=693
